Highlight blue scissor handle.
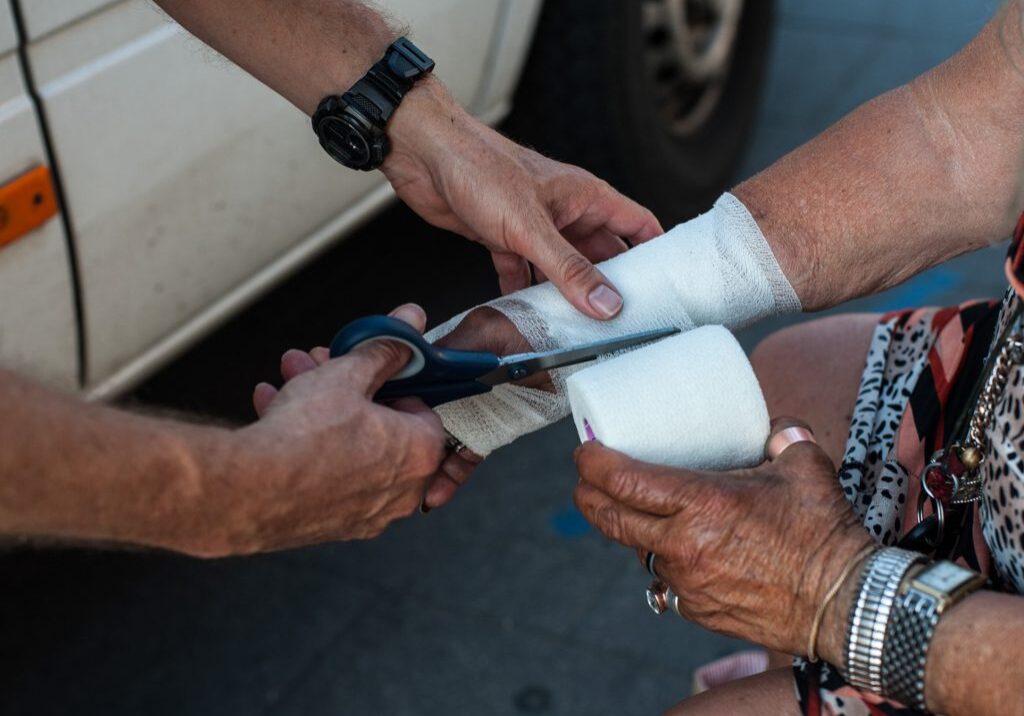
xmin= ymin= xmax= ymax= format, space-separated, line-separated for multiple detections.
xmin=329 ymin=315 xmax=501 ymax=407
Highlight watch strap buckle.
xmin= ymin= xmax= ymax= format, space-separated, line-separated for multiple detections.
xmin=388 ymin=36 xmax=436 ymax=78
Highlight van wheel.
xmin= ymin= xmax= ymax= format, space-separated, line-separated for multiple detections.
xmin=507 ymin=0 xmax=775 ymax=226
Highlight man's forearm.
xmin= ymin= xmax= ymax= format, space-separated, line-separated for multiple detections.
xmin=0 ymin=371 xmax=239 ymax=555
xmin=154 ymin=0 xmax=399 ymax=115
xmin=735 ymin=3 xmax=1024 ymax=311
xmin=154 ymin=0 xmax=464 ymax=193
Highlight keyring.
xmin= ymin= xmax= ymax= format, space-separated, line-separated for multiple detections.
xmin=765 ymin=426 xmax=817 ymax=461
xmin=915 ymin=489 xmax=946 ymax=546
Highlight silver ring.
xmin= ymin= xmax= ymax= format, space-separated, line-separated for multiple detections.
xmin=665 ymin=587 xmax=681 ymax=617
xmin=646 ymin=580 xmax=668 ymax=615
xmin=646 ymin=580 xmax=682 ymax=617
xmin=444 ymin=430 xmax=467 ymax=455
xmin=645 ymin=551 xmax=658 ymax=579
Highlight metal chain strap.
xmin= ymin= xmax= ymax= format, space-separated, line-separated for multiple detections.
xmin=967 ymin=336 xmax=1024 ymax=448
xmin=954 ymin=334 xmax=1024 ymax=504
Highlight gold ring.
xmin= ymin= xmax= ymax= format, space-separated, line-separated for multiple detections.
xmin=765 ymin=426 xmax=817 ymax=461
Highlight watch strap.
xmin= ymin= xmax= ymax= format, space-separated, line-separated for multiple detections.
xmin=346 ymin=37 xmax=436 ymax=125
xmin=344 ymin=75 xmax=400 ymax=125
xmin=881 ymin=561 xmax=985 ymax=710
xmin=881 ymin=587 xmax=940 ymax=710
xmin=312 ymin=37 xmax=434 ymax=170
xmin=384 ymin=36 xmax=435 ymax=84
xmin=844 ymin=547 xmax=926 ymax=693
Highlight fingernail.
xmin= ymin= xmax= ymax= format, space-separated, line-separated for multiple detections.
xmin=419 ymin=499 xmax=432 ymax=515
xmin=583 ymin=418 xmax=597 ymax=441
xmin=389 ymin=303 xmax=424 ymax=326
xmin=588 ymin=285 xmax=623 ymax=318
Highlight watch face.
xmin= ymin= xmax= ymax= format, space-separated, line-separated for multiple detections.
xmin=318 ymin=115 xmax=371 ymax=167
xmin=917 ymin=561 xmax=977 ymax=593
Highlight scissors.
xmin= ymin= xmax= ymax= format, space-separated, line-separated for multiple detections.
xmin=329 ymin=315 xmax=680 ymax=408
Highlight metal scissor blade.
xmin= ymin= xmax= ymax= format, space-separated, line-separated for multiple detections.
xmin=477 ymin=326 xmax=681 ymax=386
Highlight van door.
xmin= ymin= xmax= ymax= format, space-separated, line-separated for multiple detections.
xmin=18 ymin=0 xmax=504 ymax=394
xmin=0 ymin=4 xmax=78 ymax=390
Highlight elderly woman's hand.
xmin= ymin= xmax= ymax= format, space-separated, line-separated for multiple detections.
xmin=573 ymin=418 xmax=874 ymax=661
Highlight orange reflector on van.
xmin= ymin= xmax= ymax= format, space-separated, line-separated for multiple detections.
xmin=0 ymin=165 xmax=59 ymax=249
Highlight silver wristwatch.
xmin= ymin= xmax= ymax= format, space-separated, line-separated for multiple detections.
xmin=881 ymin=560 xmax=986 ymax=710
xmin=844 ymin=547 xmax=926 ymax=693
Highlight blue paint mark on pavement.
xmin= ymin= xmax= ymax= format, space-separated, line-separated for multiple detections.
xmin=551 ymin=505 xmax=591 ymax=538
xmin=875 ymin=267 xmax=961 ymax=312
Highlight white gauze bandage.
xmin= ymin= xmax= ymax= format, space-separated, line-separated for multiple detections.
xmin=567 ymin=326 xmax=770 ymax=470
xmin=426 ymin=192 xmax=800 ymax=456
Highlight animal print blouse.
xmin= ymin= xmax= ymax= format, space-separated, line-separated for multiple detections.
xmin=795 ymin=255 xmax=1024 ymax=715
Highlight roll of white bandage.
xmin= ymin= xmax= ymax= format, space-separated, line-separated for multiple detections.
xmin=566 ymin=325 xmax=769 ymax=470
xmin=428 ymin=192 xmax=798 ymax=457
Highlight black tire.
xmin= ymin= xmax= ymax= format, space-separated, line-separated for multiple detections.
xmin=505 ymin=0 xmax=775 ymax=226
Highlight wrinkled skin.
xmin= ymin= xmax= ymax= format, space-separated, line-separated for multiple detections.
xmin=572 ymin=418 xmax=874 ymax=656
xmin=384 ymin=78 xmax=664 ymax=319
xmin=254 ymin=304 xmax=544 ymax=515
xmin=239 ymin=303 xmax=448 ymax=549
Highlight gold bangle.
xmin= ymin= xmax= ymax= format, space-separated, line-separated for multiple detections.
xmin=807 ymin=544 xmax=877 ymax=663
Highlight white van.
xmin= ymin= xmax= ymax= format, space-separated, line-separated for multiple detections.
xmin=0 ymin=0 xmax=774 ymax=399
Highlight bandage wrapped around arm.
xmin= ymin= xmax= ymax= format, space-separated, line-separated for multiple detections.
xmin=426 ymin=192 xmax=800 ymax=456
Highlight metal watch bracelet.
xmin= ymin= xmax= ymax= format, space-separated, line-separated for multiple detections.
xmin=880 ymin=560 xmax=986 ymax=710
xmin=881 ymin=580 xmax=941 ymax=709
xmin=844 ymin=547 xmax=926 ymax=693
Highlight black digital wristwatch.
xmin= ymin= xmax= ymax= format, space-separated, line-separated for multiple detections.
xmin=312 ymin=37 xmax=435 ymax=171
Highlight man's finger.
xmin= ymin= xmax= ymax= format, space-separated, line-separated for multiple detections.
xmin=439 ymin=452 xmax=476 ymax=486
xmin=574 ymin=441 xmax=702 ymax=516
xmin=389 ymin=302 xmax=427 ymax=332
xmin=573 ymin=481 xmax=664 ymax=550
xmin=492 ymin=251 xmax=532 ymax=295
xmin=572 ymin=231 xmax=630 ymax=264
xmin=310 ymin=346 xmax=330 ymax=365
xmin=423 ymin=473 xmax=459 ymax=512
xmin=391 ymin=407 xmax=447 ymax=479
xmin=338 ymin=303 xmax=427 ymax=396
xmin=584 ymin=189 xmax=664 ymax=245
xmin=281 ymin=349 xmax=318 ymax=381
xmin=388 ymin=396 xmax=432 ymax=415
xmin=252 ymin=382 xmax=278 ymax=417
xmin=422 ymin=452 xmax=477 ymax=510
xmin=524 ymin=223 xmax=623 ymax=320
xmin=535 ymin=233 xmax=627 ymax=286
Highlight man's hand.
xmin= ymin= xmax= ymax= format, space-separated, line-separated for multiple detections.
xmin=260 ymin=306 xmax=546 ymax=515
xmin=573 ymin=418 xmax=873 ymax=662
xmin=384 ymin=78 xmax=663 ymax=320
xmin=155 ymin=1 xmax=662 ymax=318
xmin=214 ymin=303 xmax=446 ymax=555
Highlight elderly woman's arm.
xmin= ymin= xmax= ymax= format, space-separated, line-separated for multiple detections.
xmin=837 ymin=588 xmax=1023 ymax=714
xmin=573 ymin=422 xmax=1024 ymax=716
xmin=813 ymin=560 xmax=1024 ymax=714
xmin=736 ymin=3 xmax=1024 ymax=311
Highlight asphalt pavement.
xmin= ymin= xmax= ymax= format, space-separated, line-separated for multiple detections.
xmin=0 ymin=2 xmax=1009 ymax=715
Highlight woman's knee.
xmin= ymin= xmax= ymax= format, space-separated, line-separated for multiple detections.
xmin=750 ymin=313 xmax=880 ymax=465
